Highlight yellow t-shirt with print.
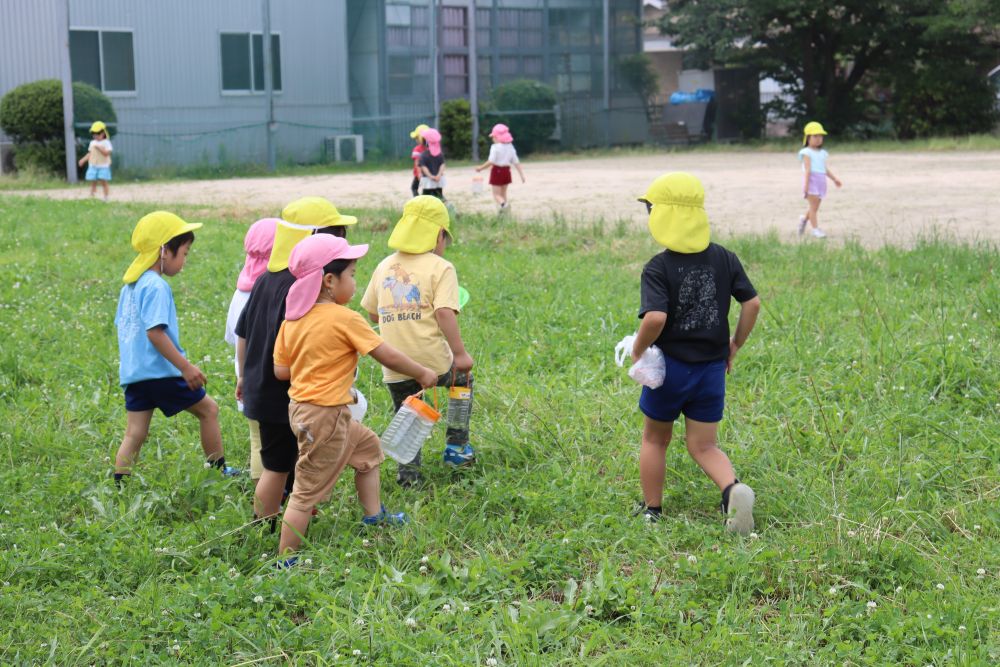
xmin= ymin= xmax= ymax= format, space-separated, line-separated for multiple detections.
xmin=361 ymin=251 xmax=459 ymax=382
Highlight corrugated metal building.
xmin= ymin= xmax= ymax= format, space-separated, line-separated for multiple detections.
xmin=1 ymin=0 xmax=644 ymax=171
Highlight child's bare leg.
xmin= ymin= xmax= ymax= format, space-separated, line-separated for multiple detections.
xmin=115 ymin=410 xmax=154 ymax=473
xmin=491 ymin=185 xmax=505 ymax=206
xmin=186 ymin=396 xmax=223 ymax=461
xmin=806 ymin=195 xmax=821 ymax=229
xmin=278 ymin=507 xmax=311 ymax=554
xmin=684 ymin=417 xmax=736 ymax=491
xmin=639 ymin=416 xmax=673 ymax=508
xmin=100 ymin=181 xmax=109 ymax=198
xmin=89 ymin=182 xmax=97 ymax=197
xmin=254 ymin=470 xmax=289 ymax=518
xmin=500 ymin=184 xmax=509 ymax=203
xmin=354 ymin=466 xmax=382 ymax=516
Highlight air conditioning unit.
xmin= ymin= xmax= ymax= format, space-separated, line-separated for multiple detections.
xmin=323 ymin=135 xmax=364 ymax=163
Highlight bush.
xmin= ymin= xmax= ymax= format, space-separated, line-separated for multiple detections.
xmin=488 ymin=79 xmax=557 ymax=154
xmin=890 ymin=61 xmax=998 ymax=139
xmin=0 ymin=79 xmax=116 ymax=174
xmin=617 ymin=54 xmax=659 ymax=121
xmin=439 ymin=98 xmax=490 ymax=160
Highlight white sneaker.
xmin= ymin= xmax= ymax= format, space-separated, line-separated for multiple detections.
xmin=812 ymin=228 xmax=827 ymax=239
xmin=798 ymin=215 xmax=807 ymax=236
xmin=724 ymin=483 xmax=755 ymax=536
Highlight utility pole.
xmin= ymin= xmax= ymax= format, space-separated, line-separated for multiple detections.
xmin=468 ymin=0 xmax=479 ymax=161
xmin=262 ymin=0 xmax=276 ymax=171
xmin=432 ymin=0 xmax=441 ymax=127
xmin=59 ymin=0 xmax=78 ymax=183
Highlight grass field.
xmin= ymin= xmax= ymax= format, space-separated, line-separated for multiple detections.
xmin=0 ymin=196 xmax=997 ymax=664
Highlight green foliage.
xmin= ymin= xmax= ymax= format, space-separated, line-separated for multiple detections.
xmin=618 ymin=53 xmax=660 ymax=121
xmin=438 ymin=98 xmax=489 ymax=161
xmin=658 ymin=0 xmax=1000 ymax=136
xmin=489 ymin=79 xmax=557 ymax=154
xmin=0 ymin=80 xmax=116 ymax=174
xmin=0 ymin=197 xmax=997 ymax=663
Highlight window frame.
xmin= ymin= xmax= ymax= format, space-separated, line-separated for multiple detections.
xmin=218 ymin=30 xmax=284 ymax=96
xmin=68 ymin=26 xmax=137 ymax=97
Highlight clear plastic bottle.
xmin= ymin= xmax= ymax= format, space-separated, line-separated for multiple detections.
xmin=380 ymin=395 xmax=441 ymax=463
xmin=446 ymin=386 xmax=472 ymax=431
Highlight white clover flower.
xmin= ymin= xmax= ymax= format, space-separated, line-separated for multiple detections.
xmin=345 ymin=552 xmax=352 ymax=559
xmin=976 ymin=568 xmax=986 ymax=576
xmin=443 ymin=603 xmax=452 ymax=612
xmin=57 ymin=543 xmax=65 ymax=548
xmin=172 ymin=644 xmax=180 ymax=652
xmin=420 ymin=555 xmax=429 ymax=564
xmin=352 ymin=649 xmax=361 ymax=657
xmin=687 ymin=555 xmax=697 ymax=564
xmin=958 ymin=625 xmax=966 ymax=631
xmin=749 ymin=532 xmax=759 ymax=539
xmin=208 ymin=515 xmax=216 ymax=521
xmin=344 ymin=568 xmax=351 ymax=576
xmin=867 ymin=601 xmax=877 ymax=609
xmin=847 ymin=530 xmax=857 ymax=538
xmin=486 ymin=659 xmax=498 ymax=667
xmin=209 ymin=576 xmax=216 ymax=582
xmin=161 ymin=610 xmax=168 ymax=616
xmin=974 ymin=525 xmax=982 ymax=530
xmin=405 ymin=617 xmax=417 ymax=628
xmin=584 ymin=605 xmax=595 ymax=616
xmin=253 ymin=595 xmax=264 ymax=604
xmin=362 ymin=539 xmax=371 ymax=547
xmin=194 ymin=612 xmax=201 ymax=618
xmin=895 ymin=586 xmax=903 ymax=593
xmin=828 ymin=587 xmax=837 ymax=595
xmin=228 ymin=567 xmax=239 ymax=577
xmin=463 ymin=605 xmax=470 ymax=612
xmin=354 ymin=618 xmax=365 ymax=626
xmin=936 ymin=583 xmax=945 ymax=590
xmin=562 ymin=538 xmax=570 ymax=544
xmin=304 ymin=559 xmax=313 ymax=566
xmin=204 ymin=462 xmax=211 ymax=469
xmin=419 ymin=565 xmax=428 ymax=574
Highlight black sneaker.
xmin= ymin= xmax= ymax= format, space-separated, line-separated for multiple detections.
xmin=397 ymin=467 xmax=423 ymax=489
xmin=632 ymin=501 xmax=662 ymax=523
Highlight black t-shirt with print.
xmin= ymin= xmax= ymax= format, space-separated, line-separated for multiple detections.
xmin=235 ymin=269 xmax=296 ymax=423
xmin=418 ymin=150 xmax=445 ymax=177
xmin=639 ymin=243 xmax=757 ymax=363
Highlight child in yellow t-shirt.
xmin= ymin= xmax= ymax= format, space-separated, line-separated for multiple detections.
xmin=273 ymin=234 xmax=436 ymax=561
xmin=360 ymin=195 xmax=475 ymax=488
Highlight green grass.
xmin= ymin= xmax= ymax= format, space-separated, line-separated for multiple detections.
xmin=0 ymin=197 xmax=997 ymax=664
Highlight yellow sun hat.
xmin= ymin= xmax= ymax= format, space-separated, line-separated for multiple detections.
xmin=802 ymin=121 xmax=828 ymax=145
xmin=388 ymin=195 xmax=454 ymax=254
xmin=89 ymin=120 xmax=108 ymax=135
xmin=639 ymin=172 xmax=710 ymax=254
xmin=122 ymin=211 xmax=202 ymax=283
xmin=268 ymin=197 xmax=358 ymax=272
xmin=410 ymin=123 xmax=430 ymax=139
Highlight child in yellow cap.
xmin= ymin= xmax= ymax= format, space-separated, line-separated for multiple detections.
xmin=235 ymin=197 xmax=358 ymax=529
xmin=361 ymin=195 xmax=475 ymax=487
xmin=797 ymin=121 xmax=843 ymax=239
xmin=78 ymin=121 xmax=113 ymax=200
xmin=409 ymin=124 xmax=429 ymax=197
xmin=114 ymin=212 xmax=239 ymax=484
xmin=631 ymin=173 xmax=761 ymax=534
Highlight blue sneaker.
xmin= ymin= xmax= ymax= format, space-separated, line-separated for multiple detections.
xmin=443 ymin=444 xmax=475 ymax=467
xmin=361 ymin=505 xmax=409 ymax=527
xmin=274 ymin=556 xmax=298 ymax=570
xmin=220 ymin=466 xmax=243 ymax=478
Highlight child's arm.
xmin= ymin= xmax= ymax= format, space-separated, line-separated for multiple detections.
xmin=147 ymin=326 xmax=206 ymax=390
xmin=631 ymin=311 xmax=666 ymax=362
xmin=78 ymin=154 xmax=89 ymax=167
xmin=434 ymin=164 xmax=446 ymax=182
xmin=273 ymin=364 xmax=290 ymax=381
xmin=475 ymin=160 xmax=494 ymax=172
xmin=801 ymin=155 xmax=811 ymax=197
xmin=434 ymin=308 xmax=473 ymax=372
xmin=514 ymin=163 xmax=526 ymax=183
xmin=235 ymin=336 xmax=247 ymax=401
xmin=369 ymin=343 xmax=438 ymax=388
xmin=367 ymin=311 xmax=379 ymax=324
xmin=96 ymin=143 xmax=112 ymax=156
xmin=826 ymin=166 xmax=842 ymax=187
xmin=727 ymin=296 xmax=761 ymax=373
xmin=420 ymin=165 xmax=432 ymax=178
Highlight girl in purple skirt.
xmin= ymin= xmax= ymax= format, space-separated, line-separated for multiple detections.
xmin=797 ymin=121 xmax=843 ymax=239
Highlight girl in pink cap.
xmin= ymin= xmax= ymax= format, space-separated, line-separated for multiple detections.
xmin=225 ymin=218 xmax=278 ymax=482
xmin=418 ymin=127 xmax=447 ymax=200
xmin=476 ymin=123 xmax=525 ymax=213
xmin=271 ymin=234 xmax=437 ymax=563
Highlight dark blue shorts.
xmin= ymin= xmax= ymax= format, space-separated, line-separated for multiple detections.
xmin=639 ymin=355 xmax=726 ymax=424
xmin=124 ymin=377 xmax=206 ymax=417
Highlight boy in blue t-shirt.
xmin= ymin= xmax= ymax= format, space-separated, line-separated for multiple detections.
xmin=114 ymin=211 xmax=239 ymax=485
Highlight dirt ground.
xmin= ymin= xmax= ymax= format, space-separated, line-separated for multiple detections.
xmin=15 ymin=150 xmax=1000 ymax=248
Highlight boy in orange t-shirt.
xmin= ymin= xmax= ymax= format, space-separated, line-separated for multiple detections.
xmin=272 ymin=234 xmax=436 ymax=562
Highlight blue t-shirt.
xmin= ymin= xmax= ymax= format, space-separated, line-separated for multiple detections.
xmin=115 ymin=270 xmax=186 ymax=386
xmin=798 ymin=147 xmax=828 ymax=174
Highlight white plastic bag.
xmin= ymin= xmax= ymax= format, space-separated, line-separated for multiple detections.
xmin=614 ymin=334 xmax=666 ymax=389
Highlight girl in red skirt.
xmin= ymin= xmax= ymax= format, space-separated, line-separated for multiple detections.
xmin=475 ymin=124 xmax=525 ymax=213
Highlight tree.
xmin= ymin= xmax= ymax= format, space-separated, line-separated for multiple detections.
xmin=618 ymin=53 xmax=660 ymax=122
xmin=656 ymin=0 xmax=1000 ymax=135
xmin=489 ymin=79 xmax=557 ymax=154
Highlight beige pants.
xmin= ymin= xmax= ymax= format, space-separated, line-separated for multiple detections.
xmin=247 ymin=418 xmax=263 ymax=480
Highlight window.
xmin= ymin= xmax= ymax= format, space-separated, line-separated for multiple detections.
xmin=476 ymin=8 xmax=491 ymax=48
xmin=69 ymin=29 xmax=135 ymax=93
xmin=443 ymin=55 xmax=468 ymax=97
xmin=478 ymin=55 xmax=492 ymax=94
xmin=386 ymin=4 xmax=430 ymax=48
xmin=388 ymin=55 xmax=431 ymax=98
xmin=497 ymin=9 xmax=542 ymax=49
xmin=549 ymin=8 xmax=597 ymax=49
xmin=442 ymin=6 xmax=467 ymax=48
xmin=555 ymin=53 xmax=593 ymax=94
xmin=220 ymin=32 xmax=282 ymax=93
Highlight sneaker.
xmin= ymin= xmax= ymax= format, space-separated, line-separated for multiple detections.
xmin=722 ymin=483 xmax=755 ymax=536
xmin=274 ymin=556 xmax=298 ymax=570
xmin=797 ymin=215 xmax=808 ymax=236
xmin=361 ymin=505 xmax=409 ymax=527
xmin=220 ymin=466 xmax=243 ymax=478
xmin=812 ymin=228 xmax=827 ymax=239
xmin=632 ymin=501 xmax=662 ymax=523
xmin=443 ymin=443 xmax=475 ymax=467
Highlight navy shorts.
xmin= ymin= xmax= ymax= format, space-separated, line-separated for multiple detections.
xmin=258 ymin=420 xmax=299 ymax=473
xmin=124 ymin=377 xmax=206 ymax=417
xmin=639 ymin=355 xmax=726 ymax=424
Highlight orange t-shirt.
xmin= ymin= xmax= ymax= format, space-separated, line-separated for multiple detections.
xmin=273 ymin=303 xmax=382 ymax=407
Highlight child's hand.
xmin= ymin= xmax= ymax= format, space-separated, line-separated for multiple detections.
xmin=78 ymin=158 xmax=86 ymax=167
xmin=834 ymin=178 xmax=843 ymax=188
xmin=452 ymin=351 xmax=474 ymax=373
xmin=416 ymin=367 xmax=438 ymax=389
xmin=182 ymin=363 xmax=207 ymax=390
xmin=235 ymin=376 xmax=243 ymax=402
xmin=726 ymin=338 xmax=740 ymax=374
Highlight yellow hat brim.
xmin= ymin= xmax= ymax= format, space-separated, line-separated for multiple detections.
xmin=648 ymin=205 xmax=710 ymax=253
xmin=267 ymin=223 xmax=312 ymax=272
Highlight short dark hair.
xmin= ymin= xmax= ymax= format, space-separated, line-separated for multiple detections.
xmin=317 ymin=225 xmax=347 ymax=238
xmin=323 ymin=258 xmax=355 ymax=278
xmin=164 ymin=231 xmax=195 ymax=254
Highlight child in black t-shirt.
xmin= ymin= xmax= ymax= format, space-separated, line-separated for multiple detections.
xmin=418 ymin=128 xmax=446 ymax=200
xmin=630 ymin=172 xmax=761 ymax=535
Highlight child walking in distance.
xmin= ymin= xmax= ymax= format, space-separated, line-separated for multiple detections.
xmin=236 ymin=198 xmax=357 ymax=528
xmin=797 ymin=121 xmax=842 ymax=239
xmin=114 ymin=212 xmax=240 ymax=483
xmin=409 ymin=124 xmax=429 ymax=197
xmin=475 ymin=123 xmax=525 ymax=213
xmin=418 ymin=128 xmax=447 ymax=200
xmin=78 ymin=121 xmax=113 ymax=200
xmin=361 ymin=195 xmax=475 ymax=488
xmin=225 ymin=218 xmax=278 ymax=483
xmin=632 ymin=173 xmax=761 ymax=535
xmin=273 ymin=234 xmax=438 ymax=562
